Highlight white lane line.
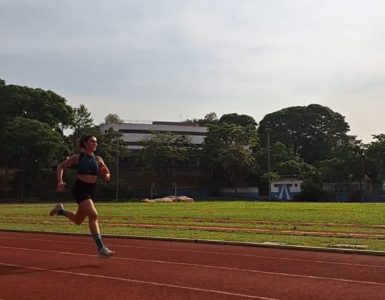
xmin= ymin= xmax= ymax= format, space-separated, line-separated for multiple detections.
xmin=1 ymin=245 xmax=385 ymax=288
xmin=0 ymin=261 xmax=277 ymax=300
xmin=0 ymin=234 xmax=384 ymax=269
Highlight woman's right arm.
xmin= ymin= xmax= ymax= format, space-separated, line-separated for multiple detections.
xmin=57 ymin=154 xmax=79 ymax=192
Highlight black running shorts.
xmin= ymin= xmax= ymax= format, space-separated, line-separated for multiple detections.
xmin=72 ymin=179 xmax=96 ymax=204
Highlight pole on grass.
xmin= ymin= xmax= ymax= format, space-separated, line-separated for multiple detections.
xmin=267 ymin=130 xmax=271 ymax=201
xmin=151 ymin=183 xmax=155 ymax=199
xmin=173 ymin=182 xmax=177 ymax=198
xmin=116 ymin=138 xmax=119 ymax=201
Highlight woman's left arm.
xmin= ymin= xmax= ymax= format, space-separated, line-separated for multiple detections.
xmin=97 ymin=156 xmax=111 ymax=182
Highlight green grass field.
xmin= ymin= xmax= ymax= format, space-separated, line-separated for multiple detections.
xmin=1 ymin=201 xmax=385 ymax=251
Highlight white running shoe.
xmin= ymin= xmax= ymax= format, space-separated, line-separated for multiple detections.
xmin=49 ymin=203 xmax=64 ymax=216
xmin=99 ymin=247 xmax=115 ymax=258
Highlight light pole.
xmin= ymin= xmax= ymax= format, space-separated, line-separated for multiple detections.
xmin=267 ymin=130 xmax=271 ymax=201
xmin=151 ymin=183 xmax=155 ymax=200
xmin=115 ymin=138 xmax=119 ymax=202
xmin=173 ymin=182 xmax=177 ymax=198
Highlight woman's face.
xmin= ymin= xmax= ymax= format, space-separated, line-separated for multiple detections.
xmin=85 ymin=136 xmax=98 ymax=152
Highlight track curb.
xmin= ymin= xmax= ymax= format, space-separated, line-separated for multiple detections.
xmin=1 ymin=229 xmax=385 ymax=256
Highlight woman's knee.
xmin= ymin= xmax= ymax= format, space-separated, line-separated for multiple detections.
xmin=74 ymin=216 xmax=85 ymax=225
xmin=79 ymin=199 xmax=98 ymax=220
xmin=74 ymin=220 xmax=82 ymax=225
xmin=88 ymin=210 xmax=98 ymax=220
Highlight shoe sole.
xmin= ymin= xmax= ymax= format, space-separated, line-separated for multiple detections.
xmin=99 ymin=254 xmax=114 ymax=258
xmin=49 ymin=204 xmax=63 ymax=217
xmin=99 ymin=252 xmax=115 ymax=258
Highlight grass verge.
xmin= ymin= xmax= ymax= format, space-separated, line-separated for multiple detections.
xmin=1 ymin=201 xmax=384 ymax=251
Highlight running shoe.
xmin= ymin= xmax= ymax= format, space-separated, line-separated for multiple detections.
xmin=49 ymin=203 xmax=64 ymax=216
xmin=99 ymin=247 xmax=115 ymax=258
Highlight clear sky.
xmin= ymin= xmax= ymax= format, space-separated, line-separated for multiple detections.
xmin=1 ymin=0 xmax=384 ymax=142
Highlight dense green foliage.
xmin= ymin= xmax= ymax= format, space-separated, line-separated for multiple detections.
xmin=0 ymin=79 xmax=126 ymax=199
xmin=202 ymin=123 xmax=258 ymax=190
xmin=258 ymin=104 xmax=350 ymax=164
xmin=365 ymin=135 xmax=385 ymax=183
xmin=1 ymin=78 xmax=385 ymax=200
xmin=219 ymin=113 xmax=257 ymax=127
xmin=104 ymin=113 xmax=123 ymax=124
xmin=139 ymin=133 xmax=193 ymax=183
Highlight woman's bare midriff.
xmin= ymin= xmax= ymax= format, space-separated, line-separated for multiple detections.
xmin=77 ymin=174 xmax=98 ymax=184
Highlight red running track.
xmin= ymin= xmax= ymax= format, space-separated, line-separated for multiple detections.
xmin=0 ymin=231 xmax=385 ymax=300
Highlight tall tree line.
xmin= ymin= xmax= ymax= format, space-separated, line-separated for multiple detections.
xmin=141 ymin=108 xmax=385 ymax=198
xmin=0 ymin=79 xmax=126 ymax=199
xmin=2 ymin=79 xmax=385 ymax=200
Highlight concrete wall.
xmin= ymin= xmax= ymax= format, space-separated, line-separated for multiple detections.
xmin=219 ymin=187 xmax=259 ymax=199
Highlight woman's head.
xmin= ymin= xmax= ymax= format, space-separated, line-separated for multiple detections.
xmin=79 ymin=135 xmax=98 ymax=152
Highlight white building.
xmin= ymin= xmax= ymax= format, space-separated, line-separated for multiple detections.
xmin=271 ymin=179 xmax=303 ymax=201
xmin=100 ymin=121 xmax=208 ymax=150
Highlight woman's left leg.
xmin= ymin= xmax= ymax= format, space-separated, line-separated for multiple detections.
xmin=78 ymin=199 xmax=114 ymax=257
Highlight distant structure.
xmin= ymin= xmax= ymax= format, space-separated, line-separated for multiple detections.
xmin=219 ymin=187 xmax=259 ymax=199
xmin=271 ymin=179 xmax=303 ymax=201
xmin=100 ymin=121 xmax=208 ymax=150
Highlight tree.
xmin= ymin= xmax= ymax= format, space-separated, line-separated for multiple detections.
xmin=0 ymin=80 xmax=74 ymax=168
xmin=202 ymin=123 xmax=258 ymax=192
xmin=67 ymin=104 xmax=94 ymax=152
xmin=318 ymin=137 xmax=365 ymax=183
xmin=105 ymin=114 xmax=123 ymax=124
xmin=71 ymin=104 xmax=94 ymax=137
xmin=258 ymin=104 xmax=350 ymax=164
xmin=203 ymin=112 xmax=218 ymax=124
xmin=219 ymin=113 xmax=257 ymax=127
xmin=182 ymin=112 xmax=218 ymax=126
xmin=258 ymin=141 xmax=316 ymax=182
xmin=3 ymin=117 xmax=64 ymax=199
xmin=365 ymin=134 xmax=385 ymax=183
xmin=218 ymin=143 xmax=256 ymax=192
xmin=96 ymin=127 xmax=128 ymax=166
xmin=139 ymin=133 xmax=192 ymax=184
xmin=0 ymin=82 xmax=74 ymax=132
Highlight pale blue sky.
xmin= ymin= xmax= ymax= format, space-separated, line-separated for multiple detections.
xmin=1 ymin=0 xmax=385 ymax=141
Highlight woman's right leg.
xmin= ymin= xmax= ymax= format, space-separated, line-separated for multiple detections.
xmin=51 ymin=202 xmax=87 ymax=225
xmin=63 ymin=207 xmax=87 ymax=225
xmin=49 ymin=203 xmax=87 ymax=225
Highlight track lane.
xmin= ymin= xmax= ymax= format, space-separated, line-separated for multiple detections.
xmin=1 ymin=232 xmax=385 ymax=284
xmin=0 ymin=231 xmax=385 ymax=300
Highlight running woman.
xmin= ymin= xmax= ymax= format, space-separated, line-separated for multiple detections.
xmin=50 ymin=135 xmax=114 ymax=257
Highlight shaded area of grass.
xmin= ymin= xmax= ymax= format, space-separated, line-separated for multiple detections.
xmin=0 ymin=201 xmax=384 ymax=251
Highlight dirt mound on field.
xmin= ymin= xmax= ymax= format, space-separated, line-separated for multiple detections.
xmin=141 ymin=196 xmax=194 ymax=203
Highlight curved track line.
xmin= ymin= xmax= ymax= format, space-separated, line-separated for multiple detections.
xmin=0 ymin=262 xmax=276 ymax=300
xmin=1 ymin=235 xmax=384 ymax=269
xmin=1 ymin=245 xmax=385 ymax=287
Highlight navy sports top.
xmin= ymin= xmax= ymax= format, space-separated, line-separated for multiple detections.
xmin=77 ymin=153 xmax=99 ymax=176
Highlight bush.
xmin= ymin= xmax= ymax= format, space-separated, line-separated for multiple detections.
xmin=348 ymin=190 xmax=362 ymax=202
xmin=96 ymin=179 xmax=138 ymax=201
xmin=296 ymin=181 xmax=333 ymax=202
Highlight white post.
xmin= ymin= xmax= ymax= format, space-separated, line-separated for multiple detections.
xmin=116 ymin=138 xmax=119 ymax=201
xmin=151 ymin=183 xmax=155 ymax=200
xmin=267 ymin=130 xmax=271 ymax=201
xmin=173 ymin=182 xmax=177 ymax=198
